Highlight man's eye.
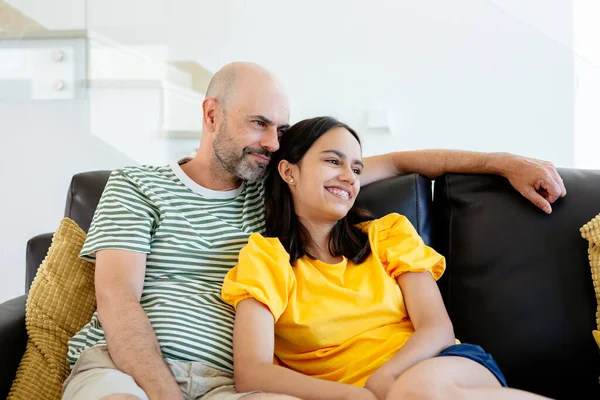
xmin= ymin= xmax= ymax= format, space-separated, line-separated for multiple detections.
xmin=254 ymin=120 xmax=266 ymax=127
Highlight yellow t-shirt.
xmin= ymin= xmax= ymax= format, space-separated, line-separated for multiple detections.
xmin=221 ymin=213 xmax=446 ymax=387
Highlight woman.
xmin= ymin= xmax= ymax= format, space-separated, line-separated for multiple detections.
xmin=221 ymin=117 xmax=549 ymax=400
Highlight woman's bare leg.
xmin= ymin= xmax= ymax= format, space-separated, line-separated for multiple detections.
xmin=386 ymin=356 xmax=552 ymax=400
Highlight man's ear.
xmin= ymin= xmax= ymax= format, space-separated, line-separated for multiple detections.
xmin=202 ymin=97 xmax=220 ymax=134
xmin=278 ymin=160 xmax=295 ymax=184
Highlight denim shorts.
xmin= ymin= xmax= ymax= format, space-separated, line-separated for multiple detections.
xmin=436 ymin=343 xmax=508 ymax=387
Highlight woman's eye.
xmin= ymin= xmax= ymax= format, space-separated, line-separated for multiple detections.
xmin=327 ymin=159 xmax=340 ymax=165
xmin=353 ymin=169 xmax=362 ymax=175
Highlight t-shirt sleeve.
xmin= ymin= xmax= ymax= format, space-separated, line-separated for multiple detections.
xmin=372 ymin=213 xmax=445 ymax=281
xmin=79 ymin=169 xmax=158 ymax=262
xmin=221 ymin=233 xmax=295 ymax=322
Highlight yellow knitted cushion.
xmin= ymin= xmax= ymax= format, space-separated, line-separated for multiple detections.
xmin=8 ymin=217 xmax=96 ymax=400
xmin=580 ymin=212 xmax=600 ymax=350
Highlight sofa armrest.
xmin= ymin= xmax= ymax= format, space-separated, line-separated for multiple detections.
xmin=0 ymin=295 xmax=27 ymax=399
xmin=26 ymin=233 xmax=53 ymax=293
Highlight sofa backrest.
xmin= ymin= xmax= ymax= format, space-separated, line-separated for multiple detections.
xmin=356 ymin=174 xmax=434 ymax=245
xmin=25 ymin=170 xmax=112 ymax=292
xmin=61 ymin=170 xmax=433 ymax=237
xmin=25 ymin=170 xmax=434 ymax=290
xmin=433 ymin=169 xmax=600 ymax=399
xmin=63 ymin=170 xmax=112 ymax=232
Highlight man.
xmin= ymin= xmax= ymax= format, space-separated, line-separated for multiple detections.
xmin=61 ymin=62 xmax=566 ymax=400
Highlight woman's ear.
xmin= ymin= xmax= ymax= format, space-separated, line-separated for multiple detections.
xmin=278 ymin=160 xmax=296 ymax=185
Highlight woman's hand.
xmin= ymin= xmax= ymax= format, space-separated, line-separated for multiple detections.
xmin=348 ymin=387 xmax=378 ymax=400
xmin=364 ymin=369 xmax=396 ymax=400
xmin=343 ymin=384 xmax=377 ymax=400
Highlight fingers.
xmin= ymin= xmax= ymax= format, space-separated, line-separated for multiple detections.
xmin=525 ymin=187 xmax=552 ymax=214
xmin=554 ymin=171 xmax=567 ymax=197
xmin=539 ymin=177 xmax=562 ymax=204
xmin=543 ymin=161 xmax=566 ymax=198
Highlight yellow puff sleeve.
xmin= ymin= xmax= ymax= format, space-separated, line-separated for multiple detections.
xmin=221 ymin=232 xmax=295 ymax=322
xmin=369 ymin=213 xmax=446 ymax=281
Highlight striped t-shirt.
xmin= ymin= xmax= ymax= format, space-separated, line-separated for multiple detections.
xmin=66 ymin=160 xmax=265 ymax=373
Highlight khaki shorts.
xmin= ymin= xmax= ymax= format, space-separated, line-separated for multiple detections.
xmin=61 ymin=345 xmax=257 ymax=400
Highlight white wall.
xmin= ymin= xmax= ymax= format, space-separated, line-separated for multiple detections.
xmin=573 ymin=0 xmax=600 ymax=170
xmin=0 ymin=35 xmax=129 ymax=302
xmin=0 ymin=99 xmax=136 ymax=302
xmin=0 ymin=94 xmax=196 ymax=302
xmin=0 ymin=36 xmax=200 ymax=303
xmin=89 ymin=86 xmax=199 ymax=164
xmin=13 ymin=0 xmax=576 ymax=164
xmin=165 ymin=0 xmax=575 ymax=165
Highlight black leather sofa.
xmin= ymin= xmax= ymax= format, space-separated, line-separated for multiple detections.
xmin=1 ymin=168 xmax=599 ymax=399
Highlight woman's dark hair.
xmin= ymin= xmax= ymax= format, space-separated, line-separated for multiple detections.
xmin=264 ymin=116 xmax=375 ymax=265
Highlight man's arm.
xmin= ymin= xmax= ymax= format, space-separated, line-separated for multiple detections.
xmin=95 ymin=249 xmax=183 ymax=400
xmin=362 ymin=150 xmax=567 ymax=214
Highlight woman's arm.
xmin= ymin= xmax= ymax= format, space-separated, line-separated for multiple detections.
xmin=365 ymin=271 xmax=455 ymax=399
xmin=233 ymin=298 xmax=375 ymax=400
xmin=383 ymin=270 xmax=455 ymax=375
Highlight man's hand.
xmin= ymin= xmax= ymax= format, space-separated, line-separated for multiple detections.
xmin=490 ymin=153 xmax=567 ymax=214
xmin=364 ymin=369 xmax=396 ymax=400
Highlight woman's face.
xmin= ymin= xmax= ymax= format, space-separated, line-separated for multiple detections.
xmin=283 ymin=127 xmax=363 ymax=224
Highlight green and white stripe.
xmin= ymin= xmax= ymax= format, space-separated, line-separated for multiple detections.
xmin=66 ymin=162 xmax=265 ymax=373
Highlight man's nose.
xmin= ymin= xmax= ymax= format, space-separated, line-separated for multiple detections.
xmin=260 ymin=127 xmax=280 ymax=153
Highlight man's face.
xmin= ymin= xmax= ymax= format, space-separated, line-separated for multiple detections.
xmin=213 ymin=82 xmax=290 ymax=182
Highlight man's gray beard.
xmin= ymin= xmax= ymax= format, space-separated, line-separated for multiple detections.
xmin=213 ymin=125 xmax=268 ymax=183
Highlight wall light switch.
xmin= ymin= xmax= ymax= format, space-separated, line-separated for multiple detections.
xmin=367 ymin=109 xmax=395 ymax=134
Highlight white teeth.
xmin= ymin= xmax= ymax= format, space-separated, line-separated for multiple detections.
xmin=326 ymin=188 xmax=350 ymax=200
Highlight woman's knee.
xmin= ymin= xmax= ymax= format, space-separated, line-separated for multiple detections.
xmin=386 ymin=359 xmax=456 ymax=400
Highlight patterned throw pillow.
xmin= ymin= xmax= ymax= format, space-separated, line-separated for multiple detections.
xmin=580 ymin=213 xmax=600 ymax=351
xmin=8 ymin=218 xmax=96 ymax=400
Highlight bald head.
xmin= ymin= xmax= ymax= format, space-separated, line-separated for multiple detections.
xmin=198 ymin=61 xmax=290 ymax=183
xmin=206 ymin=62 xmax=285 ymax=113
